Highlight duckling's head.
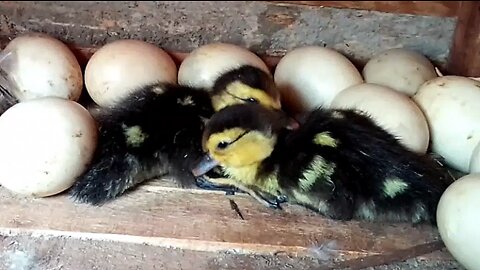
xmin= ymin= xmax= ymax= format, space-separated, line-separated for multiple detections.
xmin=192 ymin=103 xmax=296 ymax=176
xmin=210 ymin=65 xmax=281 ymax=112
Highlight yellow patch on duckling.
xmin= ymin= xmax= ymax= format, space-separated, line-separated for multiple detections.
xmin=291 ymin=189 xmax=329 ymax=213
xmin=299 ymin=156 xmax=335 ymax=192
xmin=123 ymin=125 xmax=149 ymax=147
xmin=292 ymin=189 xmax=315 ymax=205
xmin=223 ymin=166 xmax=281 ymax=194
xmin=223 ymin=165 xmax=260 ymax=186
xmin=206 ymin=128 xmax=276 ymax=168
xmin=383 ymin=177 xmax=409 ymax=198
xmin=261 ymin=169 xmax=281 ymax=194
xmin=211 ymin=81 xmax=281 ymax=111
xmin=313 ymin=132 xmax=338 ymax=147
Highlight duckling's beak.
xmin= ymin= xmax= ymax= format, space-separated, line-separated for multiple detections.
xmin=192 ymin=154 xmax=219 ymax=177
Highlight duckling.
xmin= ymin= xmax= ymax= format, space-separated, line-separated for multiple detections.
xmin=69 ymin=65 xmax=282 ymax=205
xmin=192 ymin=104 xmax=454 ymax=225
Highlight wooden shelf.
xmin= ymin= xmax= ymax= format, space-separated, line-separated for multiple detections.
xmin=0 ymin=179 xmax=459 ymax=269
xmin=447 ymin=1 xmax=480 ymax=76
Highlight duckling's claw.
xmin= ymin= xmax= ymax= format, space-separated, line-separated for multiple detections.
xmin=251 ymin=189 xmax=287 ymax=210
xmin=194 ymin=175 xmax=242 ymax=194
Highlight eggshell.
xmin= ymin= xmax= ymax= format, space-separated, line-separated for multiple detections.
xmin=437 ymin=173 xmax=480 ymax=270
xmin=331 ymin=83 xmax=430 ymax=153
xmin=413 ymin=76 xmax=480 ymax=172
xmin=85 ymin=39 xmax=177 ymax=107
xmin=0 ymin=32 xmax=83 ymax=101
xmin=470 ymin=142 xmax=480 ymax=173
xmin=363 ymin=48 xmax=437 ymax=96
xmin=178 ymin=43 xmax=270 ymax=90
xmin=274 ymin=46 xmax=363 ymax=115
xmin=0 ymin=97 xmax=98 ymax=197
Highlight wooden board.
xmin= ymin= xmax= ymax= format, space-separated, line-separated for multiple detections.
xmin=0 ymin=1 xmax=457 ymax=69
xmin=271 ymin=1 xmax=460 ymax=17
xmin=446 ymin=1 xmax=480 ymax=77
xmin=0 ymin=181 xmax=460 ymax=269
xmin=0 ymin=233 xmax=461 ymax=270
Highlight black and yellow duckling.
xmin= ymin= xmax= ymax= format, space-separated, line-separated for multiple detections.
xmin=69 ymin=65 xmax=282 ymax=205
xmin=192 ymin=103 xmax=454 ymax=224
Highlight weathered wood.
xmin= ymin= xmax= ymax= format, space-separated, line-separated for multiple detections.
xmin=0 ymin=234 xmax=462 ymax=270
xmin=446 ymin=1 xmax=480 ymax=77
xmin=271 ymin=1 xmax=460 ymax=17
xmin=0 ymin=182 xmax=460 ymax=269
xmin=0 ymin=1 xmax=457 ymax=69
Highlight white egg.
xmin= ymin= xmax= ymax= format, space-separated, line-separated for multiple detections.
xmin=273 ymin=46 xmax=363 ymax=115
xmin=331 ymin=83 xmax=430 ymax=153
xmin=178 ymin=43 xmax=270 ymax=90
xmin=362 ymin=48 xmax=437 ymax=96
xmin=0 ymin=32 xmax=83 ymax=101
xmin=0 ymin=97 xmax=98 ymax=197
xmin=437 ymin=173 xmax=480 ymax=270
xmin=413 ymin=76 xmax=480 ymax=172
xmin=470 ymin=142 xmax=480 ymax=173
xmin=85 ymin=39 xmax=177 ymax=107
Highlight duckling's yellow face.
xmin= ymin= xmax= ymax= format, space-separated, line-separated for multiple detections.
xmin=211 ymin=81 xmax=281 ymax=112
xmin=204 ymin=127 xmax=276 ymax=168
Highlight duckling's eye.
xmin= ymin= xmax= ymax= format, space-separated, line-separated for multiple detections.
xmin=217 ymin=141 xmax=229 ymax=150
xmin=246 ymin=98 xmax=258 ymax=103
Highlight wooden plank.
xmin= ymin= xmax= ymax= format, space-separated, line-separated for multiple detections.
xmin=0 ymin=1 xmax=457 ymax=68
xmin=0 ymin=233 xmax=461 ymax=270
xmin=0 ymin=181 xmax=459 ymax=269
xmin=446 ymin=1 xmax=480 ymax=77
xmin=270 ymin=1 xmax=460 ymax=17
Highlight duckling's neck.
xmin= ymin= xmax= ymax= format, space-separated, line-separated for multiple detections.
xmin=222 ymin=163 xmax=280 ymax=195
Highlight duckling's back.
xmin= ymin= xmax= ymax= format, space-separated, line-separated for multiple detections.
xmin=279 ymin=107 xmax=453 ymax=224
xmin=70 ymin=83 xmax=214 ymax=204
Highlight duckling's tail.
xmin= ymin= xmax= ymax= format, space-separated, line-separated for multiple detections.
xmin=69 ymin=152 xmax=132 ymax=205
xmin=69 ymin=150 xmax=166 ymax=205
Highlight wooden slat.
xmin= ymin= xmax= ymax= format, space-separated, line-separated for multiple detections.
xmin=446 ymin=1 xmax=480 ymax=77
xmin=0 ymin=1 xmax=458 ymax=69
xmin=270 ymin=1 xmax=460 ymax=17
xmin=0 ymin=181 xmax=458 ymax=268
xmin=0 ymin=233 xmax=459 ymax=270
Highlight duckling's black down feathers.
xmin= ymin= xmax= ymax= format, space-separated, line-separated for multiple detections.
xmin=275 ymin=108 xmax=453 ymax=223
xmin=69 ymin=83 xmax=215 ymax=205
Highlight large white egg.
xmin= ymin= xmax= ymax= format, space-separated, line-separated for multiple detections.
xmin=0 ymin=97 xmax=98 ymax=197
xmin=331 ymin=83 xmax=430 ymax=153
xmin=0 ymin=32 xmax=83 ymax=101
xmin=470 ymin=143 xmax=480 ymax=173
xmin=437 ymin=173 xmax=480 ymax=270
xmin=362 ymin=48 xmax=437 ymax=96
xmin=85 ymin=39 xmax=177 ymax=107
xmin=178 ymin=43 xmax=270 ymax=90
xmin=413 ymin=76 xmax=480 ymax=172
xmin=274 ymin=46 xmax=363 ymax=115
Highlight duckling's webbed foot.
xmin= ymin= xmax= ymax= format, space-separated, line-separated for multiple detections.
xmin=198 ymin=176 xmax=286 ymax=209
